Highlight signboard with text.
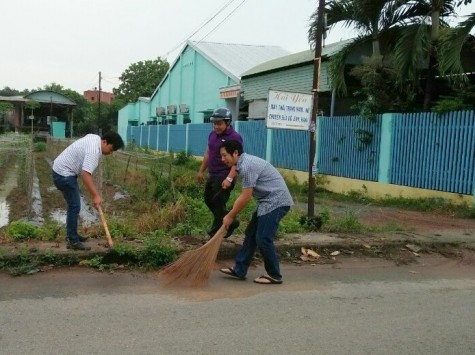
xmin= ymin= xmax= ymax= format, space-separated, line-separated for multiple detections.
xmin=266 ymin=90 xmax=313 ymax=131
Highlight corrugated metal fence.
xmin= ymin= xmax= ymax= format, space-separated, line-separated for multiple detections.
xmin=126 ymin=110 xmax=475 ymax=195
xmin=391 ymin=111 xmax=475 ymax=195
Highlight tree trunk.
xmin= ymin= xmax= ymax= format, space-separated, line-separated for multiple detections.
xmin=423 ymin=10 xmax=441 ymax=110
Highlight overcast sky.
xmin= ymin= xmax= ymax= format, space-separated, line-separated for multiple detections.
xmin=1 ymin=0 xmax=472 ymax=94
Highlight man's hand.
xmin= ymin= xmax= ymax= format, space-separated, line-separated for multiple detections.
xmin=92 ymin=195 xmax=102 ymax=210
xmin=221 ymin=178 xmax=232 ymax=189
xmin=223 ymin=213 xmax=233 ymax=229
xmin=196 ymin=171 xmax=205 ymax=184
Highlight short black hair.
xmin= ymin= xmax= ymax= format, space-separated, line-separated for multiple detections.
xmin=101 ymin=131 xmax=124 ymax=151
xmin=220 ymin=140 xmax=243 ymax=156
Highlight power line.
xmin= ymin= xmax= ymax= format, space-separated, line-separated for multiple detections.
xmin=164 ymin=0 xmax=240 ymax=58
xmin=195 ymin=0 xmax=247 ymax=43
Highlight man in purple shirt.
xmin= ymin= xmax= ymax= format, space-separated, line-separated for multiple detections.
xmin=197 ymin=107 xmax=243 ymax=239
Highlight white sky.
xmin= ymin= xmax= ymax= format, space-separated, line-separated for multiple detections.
xmin=1 ymin=0 xmax=472 ymax=94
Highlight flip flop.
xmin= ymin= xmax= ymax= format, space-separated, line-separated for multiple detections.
xmin=253 ymin=275 xmax=283 ymax=285
xmin=219 ymin=267 xmax=246 ymax=280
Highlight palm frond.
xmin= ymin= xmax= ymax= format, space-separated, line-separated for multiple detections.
xmin=328 ymin=36 xmax=371 ymax=95
xmin=438 ymin=13 xmax=475 ymax=79
xmin=393 ymin=24 xmax=431 ymax=89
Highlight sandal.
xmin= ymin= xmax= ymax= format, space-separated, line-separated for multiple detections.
xmin=219 ymin=267 xmax=246 ymax=280
xmin=253 ymin=275 xmax=283 ymax=285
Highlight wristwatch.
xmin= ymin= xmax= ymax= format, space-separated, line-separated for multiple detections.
xmin=226 ymin=177 xmax=233 ymax=183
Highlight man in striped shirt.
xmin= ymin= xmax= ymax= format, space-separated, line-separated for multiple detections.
xmin=218 ymin=140 xmax=293 ymax=284
xmin=52 ymin=132 xmax=124 ymax=250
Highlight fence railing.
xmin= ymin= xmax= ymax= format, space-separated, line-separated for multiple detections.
xmin=127 ymin=110 xmax=475 ymax=196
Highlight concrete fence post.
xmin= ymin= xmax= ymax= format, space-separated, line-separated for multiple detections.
xmin=185 ymin=123 xmax=189 ymax=153
xmin=378 ymin=113 xmax=396 ymax=183
xmin=266 ymin=128 xmax=273 ymax=163
xmin=166 ymin=124 xmax=171 ymax=153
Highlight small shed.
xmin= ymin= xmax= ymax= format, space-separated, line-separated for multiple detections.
xmin=0 ymin=90 xmax=76 ymax=136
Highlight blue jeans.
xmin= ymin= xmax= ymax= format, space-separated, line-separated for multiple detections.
xmin=233 ymin=206 xmax=290 ymax=280
xmin=52 ymin=170 xmax=81 ymax=243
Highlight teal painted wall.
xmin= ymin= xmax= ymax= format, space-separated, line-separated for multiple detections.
xmin=123 ymin=44 xmax=237 ymax=138
xmin=138 ymin=99 xmax=151 ymax=124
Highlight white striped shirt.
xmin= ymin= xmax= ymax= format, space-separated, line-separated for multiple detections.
xmin=53 ymin=134 xmax=102 ymax=176
xmin=237 ymin=153 xmax=293 ymax=216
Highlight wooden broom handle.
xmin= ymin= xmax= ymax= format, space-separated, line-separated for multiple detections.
xmin=98 ymin=206 xmax=114 ymax=247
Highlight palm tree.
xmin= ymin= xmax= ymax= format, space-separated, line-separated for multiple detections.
xmin=393 ymin=0 xmax=471 ymax=108
xmin=438 ymin=12 xmax=475 ymax=79
xmin=308 ymin=0 xmax=413 ymax=95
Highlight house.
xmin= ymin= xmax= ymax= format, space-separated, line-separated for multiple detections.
xmin=240 ymin=39 xmax=359 ymax=119
xmin=84 ymin=89 xmax=115 ymax=104
xmin=117 ymin=40 xmax=289 ymax=142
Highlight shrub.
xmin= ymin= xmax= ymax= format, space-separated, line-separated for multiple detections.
xmin=34 ymin=142 xmax=47 ymax=152
xmin=6 ymin=221 xmax=39 ymax=241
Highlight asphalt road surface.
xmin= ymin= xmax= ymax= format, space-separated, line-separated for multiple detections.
xmin=1 ymin=255 xmax=474 ymax=355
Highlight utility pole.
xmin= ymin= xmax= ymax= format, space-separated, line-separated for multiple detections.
xmin=98 ymin=71 xmax=102 ymax=135
xmin=308 ymin=0 xmax=325 ymax=217
xmin=97 ymin=72 xmax=102 ymax=135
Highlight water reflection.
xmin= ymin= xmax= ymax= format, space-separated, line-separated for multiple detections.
xmin=0 ymin=200 xmax=10 ymax=228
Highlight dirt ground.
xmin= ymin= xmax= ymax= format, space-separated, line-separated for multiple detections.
xmin=316 ymin=198 xmax=475 ymax=236
xmin=2 ymin=151 xmax=475 ymax=246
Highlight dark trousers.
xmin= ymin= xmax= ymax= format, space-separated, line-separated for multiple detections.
xmin=234 ymin=206 xmax=290 ymax=280
xmin=204 ymin=176 xmax=234 ymax=235
xmin=52 ymin=170 xmax=81 ymax=243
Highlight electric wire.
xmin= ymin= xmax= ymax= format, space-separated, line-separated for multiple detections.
xmin=164 ymin=0 xmax=239 ymax=58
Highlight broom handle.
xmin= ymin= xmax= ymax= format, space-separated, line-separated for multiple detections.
xmin=98 ymin=206 xmax=114 ymax=247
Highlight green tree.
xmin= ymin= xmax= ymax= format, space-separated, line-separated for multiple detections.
xmin=438 ymin=12 xmax=475 ymax=80
xmin=0 ymin=102 xmax=14 ymax=132
xmin=308 ymin=0 xmax=413 ymax=96
xmin=0 ymin=86 xmax=29 ymax=96
xmin=393 ymin=0 xmax=472 ymax=108
xmin=113 ymin=57 xmax=169 ymax=104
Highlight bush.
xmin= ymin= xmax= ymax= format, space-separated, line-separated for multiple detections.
xmin=140 ymin=230 xmax=177 ymax=267
xmin=6 ymin=221 xmax=39 ymax=241
xmin=34 ymin=142 xmax=47 ymax=152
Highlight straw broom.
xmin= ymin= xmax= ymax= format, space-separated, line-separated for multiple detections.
xmin=159 ymin=225 xmax=227 ymax=287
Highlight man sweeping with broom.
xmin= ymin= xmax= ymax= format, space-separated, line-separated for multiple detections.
xmin=159 ymin=139 xmax=292 ymax=287
xmin=219 ymin=140 xmax=293 ymax=284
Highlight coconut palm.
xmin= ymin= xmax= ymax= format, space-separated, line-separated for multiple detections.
xmin=308 ymin=0 xmax=414 ymax=95
xmin=393 ymin=0 xmax=472 ymax=108
xmin=438 ymin=12 xmax=475 ymax=79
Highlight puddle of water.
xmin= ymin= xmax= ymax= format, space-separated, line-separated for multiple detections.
xmin=0 ymin=200 xmax=10 ymax=227
xmin=49 ymin=204 xmax=99 ymax=227
xmin=113 ymin=191 xmax=129 ymax=200
xmin=50 ymin=208 xmax=67 ymax=224
xmin=0 ymin=164 xmax=19 ymax=228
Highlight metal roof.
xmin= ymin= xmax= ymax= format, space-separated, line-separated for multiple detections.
xmin=242 ymin=39 xmax=354 ymax=77
xmin=25 ymin=91 xmax=76 ymax=106
xmin=187 ymin=40 xmax=290 ymax=82
xmin=0 ymin=96 xmax=27 ymax=103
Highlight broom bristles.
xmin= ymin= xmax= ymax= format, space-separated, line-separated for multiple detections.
xmin=159 ymin=225 xmax=227 ymax=287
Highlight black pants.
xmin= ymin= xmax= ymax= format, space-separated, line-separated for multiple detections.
xmin=204 ymin=176 xmax=235 ymax=235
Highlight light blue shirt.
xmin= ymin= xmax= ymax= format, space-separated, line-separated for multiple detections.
xmin=237 ymin=153 xmax=293 ymax=216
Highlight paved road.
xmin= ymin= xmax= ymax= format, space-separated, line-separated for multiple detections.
xmin=1 ymin=255 xmax=474 ymax=354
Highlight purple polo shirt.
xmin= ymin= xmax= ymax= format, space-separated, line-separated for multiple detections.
xmin=207 ymin=125 xmax=243 ymax=177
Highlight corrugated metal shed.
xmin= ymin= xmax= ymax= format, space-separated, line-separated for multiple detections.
xmin=241 ymin=40 xmax=354 ymax=101
xmin=242 ymin=39 xmax=353 ymax=78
